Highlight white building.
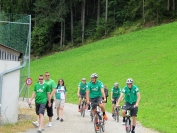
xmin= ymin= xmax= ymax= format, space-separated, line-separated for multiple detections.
xmin=0 ymin=44 xmax=22 ymax=124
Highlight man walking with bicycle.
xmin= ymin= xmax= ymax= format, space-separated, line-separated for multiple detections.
xmin=86 ymin=73 xmax=108 ymax=130
xmin=116 ymin=78 xmax=141 ymax=133
xmin=77 ymin=78 xmax=87 ymax=112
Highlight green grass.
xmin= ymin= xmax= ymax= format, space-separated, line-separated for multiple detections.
xmin=30 ymin=22 xmax=177 ymax=133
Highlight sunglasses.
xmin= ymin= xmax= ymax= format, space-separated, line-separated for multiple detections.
xmin=45 ymin=75 xmax=50 ymax=77
xmin=39 ymin=78 xmax=43 ymax=80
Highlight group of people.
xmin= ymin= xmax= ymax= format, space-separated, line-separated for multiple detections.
xmin=28 ymin=72 xmax=141 ymax=133
xmin=77 ymin=73 xmax=141 ymax=133
xmin=28 ymin=72 xmax=66 ymax=133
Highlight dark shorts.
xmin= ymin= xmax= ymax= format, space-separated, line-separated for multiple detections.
xmin=46 ymin=99 xmax=54 ymax=117
xmin=35 ymin=103 xmax=46 ymax=115
xmin=122 ymin=102 xmax=138 ymax=117
xmin=79 ymin=92 xmax=86 ymax=99
xmin=112 ymin=97 xmax=119 ymax=104
xmin=90 ymin=97 xmax=102 ymax=109
xmin=102 ymin=97 xmax=108 ymax=103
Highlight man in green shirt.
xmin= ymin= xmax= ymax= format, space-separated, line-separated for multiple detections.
xmin=117 ymin=78 xmax=141 ymax=133
xmin=29 ymin=75 xmax=51 ymax=133
xmin=44 ymin=72 xmax=57 ymax=127
xmin=111 ymin=82 xmax=121 ymax=117
xmin=77 ymin=78 xmax=87 ymax=112
xmin=86 ymin=73 xmax=108 ymax=131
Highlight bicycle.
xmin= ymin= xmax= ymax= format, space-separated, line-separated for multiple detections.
xmin=123 ymin=106 xmax=135 ymax=133
xmin=92 ymin=104 xmax=105 ymax=133
xmin=113 ymin=105 xmax=120 ymax=122
xmin=90 ymin=104 xmax=94 ymax=122
xmin=80 ymin=96 xmax=87 ymax=117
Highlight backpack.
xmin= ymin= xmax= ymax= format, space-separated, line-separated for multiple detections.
xmin=104 ymin=88 xmax=109 ymax=97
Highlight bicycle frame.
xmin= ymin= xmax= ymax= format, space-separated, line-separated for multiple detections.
xmin=80 ymin=97 xmax=86 ymax=117
xmin=93 ymin=105 xmax=105 ymax=133
xmin=125 ymin=109 xmax=132 ymax=133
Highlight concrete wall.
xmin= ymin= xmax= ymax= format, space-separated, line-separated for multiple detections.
xmin=0 ymin=60 xmax=20 ymax=124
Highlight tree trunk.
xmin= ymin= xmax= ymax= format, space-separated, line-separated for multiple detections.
xmin=60 ymin=22 xmax=63 ymax=49
xmin=82 ymin=0 xmax=85 ymax=43
xmin=105 ymin=0 xmax=108 ymax=36
xmin=143 ymin=0 xmax=145 ymax=24
xmin=97 ymin=0 xmax=100 ymax=26
xmin=63 ymin=19 xmax=65 ymax=45
xmin=0 ymin=0 xmax=1 ymax=13
xmin=167 ymin=0 xmax=170 ymax=11
xmin=173 ymin=0 xmax=175 ymax=11
xmin=71 ymin=2 xmax=74 ymax=45
xmin=114 ymin=0 xmax=116 ymax=26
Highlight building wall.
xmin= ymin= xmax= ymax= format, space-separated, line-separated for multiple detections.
xmin=0 ymin=60 xmax=20 ymax=124
xmin=0 ymin=45 xmax=20 ymax=61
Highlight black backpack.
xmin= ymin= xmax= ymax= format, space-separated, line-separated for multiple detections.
xmin=104 ymin=88 xmax=109 ymax=97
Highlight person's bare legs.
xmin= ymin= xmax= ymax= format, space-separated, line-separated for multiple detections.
xmin=38 ymin=114 xmax=44 ymax=130
xmin=59 ymin=107 xmax=64 ymax=119
xmin=57 ymin=107 xmax=60 ymax=117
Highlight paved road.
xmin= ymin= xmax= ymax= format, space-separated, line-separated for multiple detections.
xmin=19 ymin=101 xmax=159 ymax=133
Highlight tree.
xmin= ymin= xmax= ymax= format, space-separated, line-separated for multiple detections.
xmin=105 ymin=0 xmax=108 ymax=35
xmin=82 ymin=0 xmax=85 ymax=43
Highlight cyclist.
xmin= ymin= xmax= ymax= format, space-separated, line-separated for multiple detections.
xmin=50 ymin=79 xmax=66 ymax=122
xmin=102 ymin=85 xmax=108 ymax=108
xmin=116 ymin=78 xmax=141 ymax=133
xmin=77 ymin=78 xmax=87 ymax=112
xmin=86 ymin=73 xmax=108 ymax=130
xmin=111 ymin=82 xmax=121 ymax=117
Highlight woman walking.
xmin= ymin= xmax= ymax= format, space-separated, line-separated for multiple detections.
xmin=50 ymin=79 xmax=66 ymax=122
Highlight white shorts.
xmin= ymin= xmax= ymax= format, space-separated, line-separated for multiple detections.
xmin=55 ymin=99 xmax=65 ymax=108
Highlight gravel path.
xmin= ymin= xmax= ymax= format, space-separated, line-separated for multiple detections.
xmin=19 ymin=100 xmax=159 ymax=133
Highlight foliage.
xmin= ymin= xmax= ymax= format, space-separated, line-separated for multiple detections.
xmin=0 ymin=0 xmax=177 ymax=55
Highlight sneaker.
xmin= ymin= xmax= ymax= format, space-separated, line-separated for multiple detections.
xmin=78 ymin=108 xmax=81 ymax=112
xmin=95 ymin=125 xmax=99 ymax=131
xmin=122 ymin=119 xmax=125 ymax=125
xmin=56 ymin=117 xmax=59 ymax=120
xmin=37 ymin=129 xmax=42 ymax=133
xmin=131 ymin=130 xmax=135 ymax=133
xmin=103 ymin=114 xmax=108 ymax=121
xmin=48 ymin=122 xmax=52 ymax=127
xmin=60 ymin=118 xmax=64 ymax=122
xmin=88 ymin=109 xmax=91 ymax=112
xmin=32 ymin=121 xmax=39 ymax=127
xmin=112 ymin=114 xmax=114 ymax=117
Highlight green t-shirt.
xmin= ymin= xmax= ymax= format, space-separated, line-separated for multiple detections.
xmin=122 ymin=85 xmax=140 ymax=104
xmin=55 ymin=86 xmax=67 ymax=100
xmin=34 ymin=82 xmax=50 ymax=104
xmin=78 ymin=82 xmax=87 ymax=94
xmin=87 ymin=80 xmax=104 ymax=98
xmin=111 ymin=87 xmax=121 ymax=98
xmin=44 ymin=79 xmax=57 ymax=99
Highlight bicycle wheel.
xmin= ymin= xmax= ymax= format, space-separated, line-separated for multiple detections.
xmin=116 ymin=108 xmax=119 ymax=122
xmin=80 ymin=104 xmax=83 ymax=116
xmin=93 ymin=114 xmax=102 ymax=133
xmin=90 ymin=111 xmax=93 ymax=122
xmin=82 ymin=104 xmax=85 ymax=117
xmin=125 ymin=118 xmax=131 ymax=133
xmin=113 ymin=108 xmax=116 ymax=121
xmin=101 ymin=116 xmax=105 ymax=132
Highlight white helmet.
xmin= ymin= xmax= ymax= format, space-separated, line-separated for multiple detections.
xmin=90 ymin=73 xmax=98 ymax=78
xmin=82 ymin=78 xmax=86 ymax=81
xmin=114 ymin=82 xmax=119 ymax=86
xmin=126 ymin=78 xmax=133 ymax=84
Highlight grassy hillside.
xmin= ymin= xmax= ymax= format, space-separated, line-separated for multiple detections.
xmin=30 ymin=22 xmax=177 ymax=133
